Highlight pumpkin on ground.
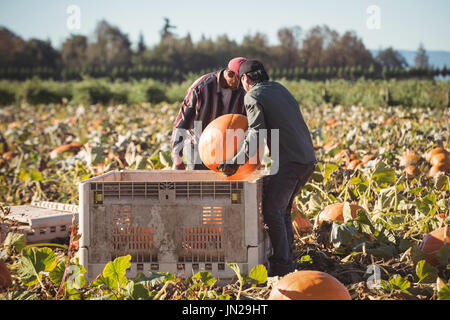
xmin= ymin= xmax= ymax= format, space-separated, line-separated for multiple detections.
xmin=398 ymin=150 xmax=421 ymax=167
xmin=429 ymin=162 xmax=450 ymax=177
xmin=419 ymin=225 xmax=449 ymax=267
xmin=425 ymin=147 xmax=449 ymax=163
xmin=425 ymin=147 xmax=450 ymax=176
xmin=198 ymin=114 xmax=261 ymax=181
xmin=346 ymin=159 xmax=362 ymax=171
xmin=50 ymin=141 xmax=83 ymax=159
xmin=404 ymin=165 xmax=421 ymax=178
xmin=314 ymin=202 xmax=367 ymax=227
xmin=0 ymin=261 xmax=12 ymax=291
xmin=268 ymin=270 xmax=351 ymax=300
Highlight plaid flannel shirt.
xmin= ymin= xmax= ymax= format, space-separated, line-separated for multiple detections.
xmin=170 ymin=70 xmax=246 ymax=166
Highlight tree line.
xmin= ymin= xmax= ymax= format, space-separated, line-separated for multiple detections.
xmin=0 ymin=19 xmax=447 ymax=82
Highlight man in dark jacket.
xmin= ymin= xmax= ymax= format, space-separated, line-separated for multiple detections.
xmin=171 ymin=57 xmax=248 ymax=170
xmin=219 ymin=60 xmax=317 ymax=276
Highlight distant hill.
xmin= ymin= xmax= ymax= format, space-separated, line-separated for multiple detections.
xmin=370 ymin=49 xmax=450 ymax=68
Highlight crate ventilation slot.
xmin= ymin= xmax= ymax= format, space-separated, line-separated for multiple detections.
xmin=91 ymin=181 xmax=243 ymax=200
xmin=111 ymin=205 xmax=156 ymax=263
xmin=202 ymin=206 xmax=223 ymax=225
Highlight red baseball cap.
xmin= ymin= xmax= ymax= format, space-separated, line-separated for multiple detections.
xmin=228 ymin=57 xmax=247 ymax=76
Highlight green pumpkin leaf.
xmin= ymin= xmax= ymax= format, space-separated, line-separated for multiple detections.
xmin=193 ymin=271 xmax=217 ymax=287
xmin=18 ymin=247 xmax=57 ymax=286
xmin=323 ymin=163 xmax=339 ymax=182
xmin=438 ymin=283 xmax=450 ymax=300
xmin=389 ymin=275 xmax=411 ymax=293
xmin=372 ymin=162 xmax=396 ymax=187
xmin=101 ymin=254 xmax=131 ymax=291
xmin=124 ymin=281 xmax=150 ymax=300
xmin=436 ymin=245 xmax=450 ymax=267
xmin=249 ymin=264 xmax=268 ymax=286
xmin=415 ymin=260 xmax=438 ymax=283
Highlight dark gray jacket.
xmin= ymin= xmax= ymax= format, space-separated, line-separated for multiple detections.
xmin=232 ymin=81 xmax=317 ymax=167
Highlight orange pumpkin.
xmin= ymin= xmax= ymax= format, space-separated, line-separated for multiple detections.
xmin=2 ymin=151 xmax=17 ymax=161
xmin=314 ymin=202 xmax=367 ymax=227
xmin=425 ymin=147 xmax=449 ymax=163
xmin=429 ymin=162 xmax=450 ymax=177
xmin=398 ymin=150 xmax=421 ymax=167
xmin=346 ymin=159 xmax=361 ymax=171
xmin=0 ymin=261 xmax=12 ymax=291
xmin=198 ymin=114 xmax=261 ymax=181
xmin=430 ymin=152 xmax=449 ymax=167
xmin=50 ymin=141 xmax=83 ymax=159
xmin=268 ymin=270 xmax=351 ymax=300
xmin=404 ymin=165 xmax=421 ymax=177
xmin=419 ymin=226 xmax=449 ymax=267
xmin=361 ymin=154 xmax=375 ymax=164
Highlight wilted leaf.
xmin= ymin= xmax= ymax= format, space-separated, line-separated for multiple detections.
xmin=4 ymin=232 xmax=26 ymax=255
xmin=227 ymin=263 xmax=243 ymax=284
xmin=342 ymin=202 xmax=353 ymax=223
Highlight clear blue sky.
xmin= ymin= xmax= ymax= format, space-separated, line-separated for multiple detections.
xmin=0 ymin=0 xmax=449 ymax=51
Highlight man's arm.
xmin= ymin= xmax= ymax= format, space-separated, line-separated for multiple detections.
xmin=171 ymin=86 xmax=201 ymax=169
xmin=233 ymin=98 xmax=266 ymax=164
xmin=219 ymin=95 xmax=266 ymax=176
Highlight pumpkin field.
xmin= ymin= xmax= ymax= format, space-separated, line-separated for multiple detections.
xmin=0 ymin=78 xmax=449 ymax=300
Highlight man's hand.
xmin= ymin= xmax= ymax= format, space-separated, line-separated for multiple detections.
xmin=218 ymin=162 xmax=241 ymax=177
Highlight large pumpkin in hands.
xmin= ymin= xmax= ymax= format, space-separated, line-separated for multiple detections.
xmin=199 ymin=114 xmax=261 ymax=181
xmin=419 ymin=226 xmax=449 ymax=267
xmin=268 ymin=270 xmax=351 ymax=300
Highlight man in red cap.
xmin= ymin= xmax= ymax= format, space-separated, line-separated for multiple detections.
xmin=171 ymin=57 xmax=248 ymax=170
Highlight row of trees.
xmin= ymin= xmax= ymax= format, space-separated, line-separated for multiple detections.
xmin=0 ymin=19 xmax=444 ymax=82
xmin=0 ymin=64 xmax=448 ymax=82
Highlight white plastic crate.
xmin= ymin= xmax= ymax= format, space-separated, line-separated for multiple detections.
xmin=0 ymin=201 xmax=78 ymax=243
xmin=78 ymin=170 xmax=271 ymax=282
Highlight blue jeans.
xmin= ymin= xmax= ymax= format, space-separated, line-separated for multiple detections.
xmin=262 ymin=161 xmax=315 ymax=276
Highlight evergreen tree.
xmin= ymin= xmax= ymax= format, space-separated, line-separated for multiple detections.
xmin=414 ymin=43 xmax=429 ymax=68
